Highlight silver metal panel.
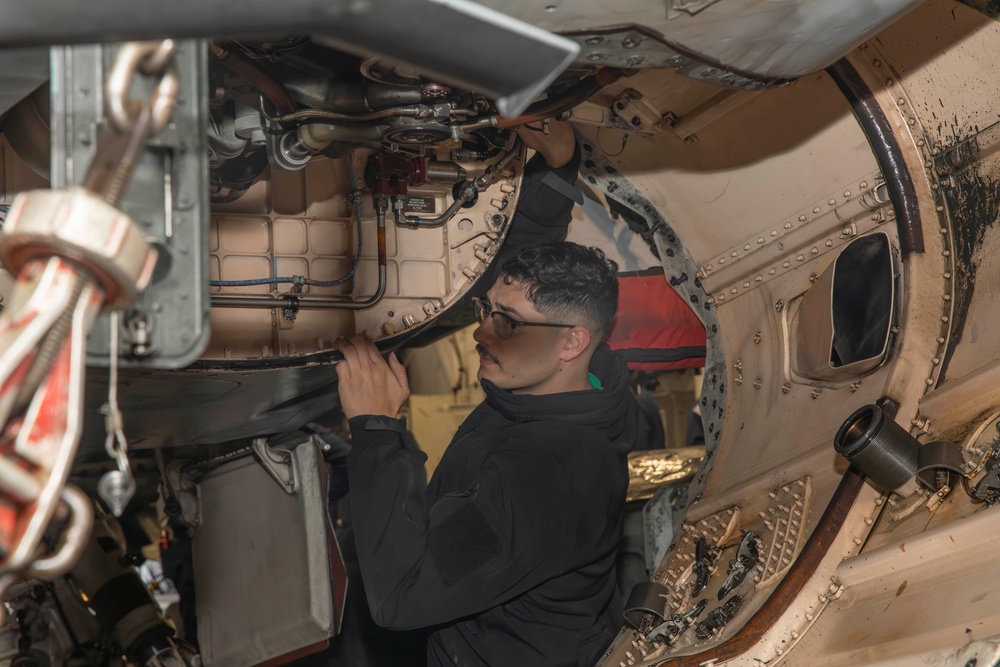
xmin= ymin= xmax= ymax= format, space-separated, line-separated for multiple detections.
xmin=192 ymin=441 xmax=344 ymax=667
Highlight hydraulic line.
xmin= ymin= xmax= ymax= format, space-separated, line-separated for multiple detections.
xmin=397 ymin=136 xmax=522 ymax=229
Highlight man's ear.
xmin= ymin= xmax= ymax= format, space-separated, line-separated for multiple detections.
xmin=559 ymin=326 xmax=592 ymax=363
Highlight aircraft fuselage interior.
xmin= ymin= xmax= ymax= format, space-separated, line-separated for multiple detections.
xmin=1 ymin=0 xmax=1000 ymax=665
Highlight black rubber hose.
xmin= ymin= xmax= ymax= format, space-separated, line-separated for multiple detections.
xmin=826 ymin=58 xmax=924 ymax=254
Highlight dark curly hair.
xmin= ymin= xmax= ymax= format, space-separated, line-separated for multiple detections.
xmin=499 ymin=242 xmax=619 ymax=343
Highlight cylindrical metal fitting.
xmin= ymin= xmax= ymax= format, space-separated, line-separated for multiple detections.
xmin=834 ymin=404 xmax=919 ymax=491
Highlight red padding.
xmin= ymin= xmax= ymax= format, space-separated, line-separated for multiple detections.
xmin=608 ymin=273 xmax=706 ymax=371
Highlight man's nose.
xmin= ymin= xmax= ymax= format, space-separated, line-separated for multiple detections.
xmin=472 ymin=318 xmax=492 ymax=344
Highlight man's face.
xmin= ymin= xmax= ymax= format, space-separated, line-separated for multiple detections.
xmin=473 ymin=278 xmax=572 ymax=395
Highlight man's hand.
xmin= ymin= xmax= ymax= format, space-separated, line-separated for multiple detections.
xmin=333 ymin=335 xmax=410 ymax=419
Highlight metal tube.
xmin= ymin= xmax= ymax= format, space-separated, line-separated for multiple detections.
xmin=267 ymin=105 xmax=429 ymax=127
xmin=210 ymin=43 xmax=297 ymax=117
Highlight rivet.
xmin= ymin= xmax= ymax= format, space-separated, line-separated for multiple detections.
xmin=783 ymin=261 xmax=791 ymax=268
xmin=940 ymin=227 xmax=948 ymax=234
xmin=798 ymin=214 xmax=807 ymax=221
xmin=936 ymin=205 xmax=945 ymax=212
xmin=897 ymin=97 xmax=905 ymax=105
xmin=864 ymin=516 xmax=873 ymax=525
xmin=916 ymin=139 xmax=924 ymax=147
xmin=843 ymin=190 xmax=851 ymax=197
xmin=873 ymin=59 xmax=882 ymax=67
xmin=757 ymin=237 xmax=765 ymax=244
xmin=753 ymin=379 xmax=762 ymax=389
xmin=860 ymin=181 xmax=868 ymax=189
xmin=744 ymin=244 xmax=752 ymax=251
xmin=707 ymin=296 xmax=715 ymax=305
xmin=941 ymin=315 xmax=949 ymax=323
xmin=813 ymin=207 xmax=821 ymax=214
xmin=586 ymin=52 xmax=604 ymax=62
xmin=943 ymin=272 xmax=951 ymax=279
xmin=771 ymin=230 xmax=778 ymax=236
xmin=782 ymin=383 xmax=791 ymax=394
xmin=826 ymin=240 xmax=834 ymax=247
xmin=754 ymin=331 xmax=762 ymax=343
xmin=743 ymin=281 xmax=751 ymax=288
xmin=796 ymin=254 xmax=805 ymax=261
xmin=943 ymin=250 xmax=950 ymax=257
xmin=735 ymin=375 xmax=742 ymax=385
xmin=943 ymin=294 xmax=951 ymax=301
xmin=908 ymin=117 xmax=916 ymax=126
xmin=584 ymin=36 xmax=603 ymax=45
xmin=719 ymin=258 xmax=726 ymax=264
xmin=769 ymin=268 xmax=776 ymax=275
xmin=811 ymin=389 xmax=821 ymax=399
xmin=819 ymin=594 xmax=828 ymax=603
xmin=936 ymin=337 xmax=945 ymax=344
xmin=932 ymin=357 xmax=940 ymax=365
xmin=785 ymin=222 xmax=793 ymax=229
xmin=925 ymin=378 xmax=935 ymax=386
xmin=828 ymin=198 xmax=837 ymax=206
xmin=850 ymin=381 xmax=860 ymax=392
xmin=718 ymin=293 xmax=726 ymax=301
xmin=731 ymin=287 xmax=738 ymax=294
xmin=732 ymin=251 xmax=739 ymax=257
xmin=755 ymin=275 xmax=763 ymax=282
xmin=811 ymin=247 xmax=819 ymax=254
xmin=809 ymin=272 xmax=819 ymax=283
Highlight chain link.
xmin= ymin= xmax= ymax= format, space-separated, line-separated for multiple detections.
xmin=106 ymin=40 xmax=179 ymax=134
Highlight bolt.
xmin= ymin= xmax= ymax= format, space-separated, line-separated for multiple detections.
xmin=782 ymin=383 xmax=791 ymax=394
xmin=850 ymin=381 xmax=861 ymax=392
xmin=775 ymin=299 xmax=784 ymax=312
xmin=753 ymin=379 xmax=762 ymax=389
xmin=811 ymin=389 xmax=822 ymax=399
xmin=626 ymin=55 xmax=645 ymax=67
xmin=809 ymin=272 xmax=819 ymax=283
xmin=586 ymin=52 xmax=604 ymax=62
xmin=754 ymin=332 xmax=762 ymax=344
xmin=667 ymin=55 xmax=685 ymax=66
xmin=622 ymin=36 xmax=641 ymax=48
xmin=585 ymin=36 xmax=603 ymax=45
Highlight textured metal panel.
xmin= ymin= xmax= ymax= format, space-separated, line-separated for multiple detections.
xmin=206 ymin=150 xmax=524 ymax=361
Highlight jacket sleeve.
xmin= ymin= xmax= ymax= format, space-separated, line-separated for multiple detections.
xmin=346 ymin=415 xmax=578 ymax=630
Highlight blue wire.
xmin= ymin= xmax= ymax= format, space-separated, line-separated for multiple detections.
xmin=210 ymin=154 xmax=365 ymax=288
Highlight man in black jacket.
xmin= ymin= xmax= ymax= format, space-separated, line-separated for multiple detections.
xmin=334 ymin=242 xmax=638 ymax=666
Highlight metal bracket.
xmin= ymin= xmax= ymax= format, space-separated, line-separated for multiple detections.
xmin=252 ymin=437 xmax=299 ymax=494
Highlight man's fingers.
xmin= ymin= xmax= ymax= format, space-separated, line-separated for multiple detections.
xmin=357 ymin=335 xmax=383 ymax=366
xmin=388 ymin=352 xmax=409 ymax=395
xmin=334 ymin=336 xmax=365 ymax=370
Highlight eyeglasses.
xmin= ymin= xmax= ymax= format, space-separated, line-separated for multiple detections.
xmin=472 ymin=297 xmax=575 ymax=340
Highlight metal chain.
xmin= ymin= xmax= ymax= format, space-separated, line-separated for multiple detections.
xmin=106 ymin=39 xmax=179 ymax=135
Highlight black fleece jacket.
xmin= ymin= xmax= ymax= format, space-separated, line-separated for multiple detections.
xmin=346 ymin=345 xmax=638 ymax=666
